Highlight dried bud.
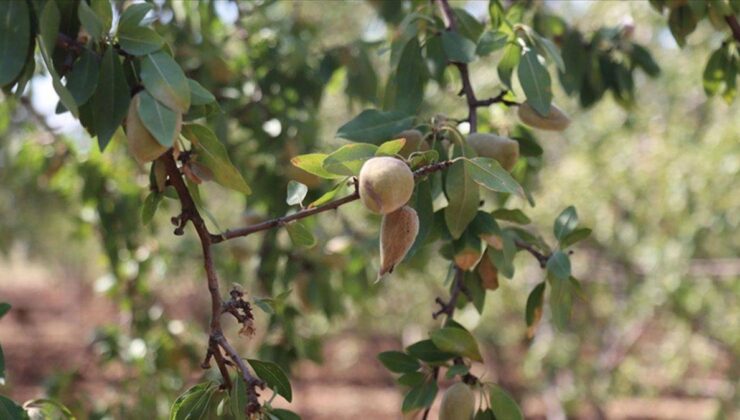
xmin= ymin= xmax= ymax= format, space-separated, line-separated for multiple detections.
xmin=439 ymin=383 xmax=476 ymax=420
xmin=125 ymin=93 xmax=168 ymax=163
xmin=477 ymin=251 xmax=499 ymax=291
xmin=379 ymin=205 xmax=419 ymax=279
xmin=359 ymin=157 xmax=414 ymax=215
xmin=517 ymin=101 xmax=571 ymax=131
xmin=467 ymin=133 xmax=520 ymax=172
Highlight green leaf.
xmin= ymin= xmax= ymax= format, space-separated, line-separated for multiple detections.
xmin=376 ymin=138 xmax=407 ymax=156
xmin=525 ymin=282 xmax=546 ymax=327
xmin=119 ymin=2 xmax=154 ymax=28
xmin=285 ymin=221 xmax=316 ymax=248
xmin=476 ymin=31 xmax=508 ymax=56
xmin=322 ymin=143 xmax=378 ymax=176
xmin=445 ymin=364 xmax=470 ymax=379
xmin=182 ymin=124 xmax=251 ymax=195
xmin=560 ymin=227 xmax=591 ymax=248
xmin=549 ymin=272 xmax=572 ymax=330
xmin=518 ymin=49 xmax=552 ymax=116
xmin=291 ymin=154 xmax=342 ymax=179
xmin=118 ymin=25 xmax=164 ymax=56
xmin=140 ymin=51 xmax=191 ymax=113
xmin=65 ymin=49 xmax=99 ymax=106
xmin=269 ymin=409 xmax=300 ymax=420
xmin=170 ymin=382 xmax=217 ymax=420
xmin=78 ymin=0 xmax=105 ymax=41
xmin=444 ymin=160 xmax=479 ymax=239
xmin=247 ymin=359 xmax=293 ymax=402
xmin=37 ymin=1 xmax=79 ymax=118
xmin=668 ymin=5 xmax=698 ymax=47
xmin=402 ymin=381 xmax=438 ymax=413
xmin=441 ymin=31 xmax=477 ymax=64
xmin=489 ymin=0 xmax=504 ymax=29
xmin=0 ymin=395 xmax=25 ymax=420
xmin=430 ymin=327 xmax=483 ymax=362
xmin=188 ymin=79 xmax=216 ymax=106
xmin=452 ymin=8 xmax=484 ymax=41
xmin=141 ymin=192 xmax=163 ymax=225
xmin=546 ymin=251 xmax=571 ymax=281
xmin=408 ymin=179 xmax=434 ymax=256
xmin=464 ymin=157 xmax=523 ymax=197
xmin=408 ymin=150 xmax=439 ymax=169
xmin=393 ymin=37 xmax=427 ymax=113
xmin=703 ymin=46 xmax=729 ymax=97
xmin=405 ymin=339 xmax=455 ymax=364
xmin=138 ymin=91 xmax=180 ymax=148
xmin=336 ymin=109 xmax=415 ymax=143
xmin=397 ymin=372 xmax=426 ymax=387
xmin=559 ymin=30 xmax=586 ymax=95
xmin=490 ymin=385 xmax=524 ymax=420
xmin=463 ymin=271 xmax=486 ymax=314
xmin=378 ymin=351 xmax=420 ymax=374
xmin=286 ymin=181 xmax=308 ymax=206
xmin=475 ymin=408 xmax=496 ymax=420
xmin=0 ymin=0 xmax=31 ymax=86
xmin=0 ymin=303 xmax=10 ymax=319
xmin=92 ymin=47 xmax=130 ymax=149
xmin=309 ymin=180 xmax=346 ymax=207
xmin=91 ymin=0 xmax=112 ymax=31
xmin=491 ymin=208 xmax=530 ymax=224
xmin=22 ymin=399 xmax=74 ymax=419
xmin=230 ymin=375 xmax=247 ymax=420
xmin=531 ymin=31 xmax=564 ymax=71
xmin=498 ymin=42 xmax=521 ymax=89
xmin=553 ymin=206 xmax=578 ymax=241
xmin=631 ymin=43 xmax=660 ymax=77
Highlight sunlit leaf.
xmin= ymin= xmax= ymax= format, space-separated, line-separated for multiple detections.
xmin=141 ymin=51 xmax=191 ymax=113
xmin=322 ymin=143 xmax=378 ymax=176
xmin=286 ymin=181 xmax=308 ymax=206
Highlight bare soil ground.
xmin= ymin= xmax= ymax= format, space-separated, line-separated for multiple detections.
xmin=0 ymin=260 xmax=726 ymax=419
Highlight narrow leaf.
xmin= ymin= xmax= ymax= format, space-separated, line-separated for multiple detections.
xmin=464 ymin=157 xmax=524 ymax=197
xmin=337 ymin=109 xmax=415 ymax=143
xmin=444 ymin=160 xmax=479 ymax=239
xmin=518 ymin=49 xmax=552 ymax=116
xmin=92 ymin=47 xmax=130 ymax=149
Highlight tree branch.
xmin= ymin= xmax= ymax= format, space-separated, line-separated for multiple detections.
xmin=161 ymin=153 xmax=263 ymax=415
xmin=435 ymin=0 xmax=517 ymax=133
xmin=514 ymin=239 xmax=550 ymax=268
xmin=213 ymin=160 xmax=455 ymax=244
xmin=726 ymin=15 xmax=740 ymax=44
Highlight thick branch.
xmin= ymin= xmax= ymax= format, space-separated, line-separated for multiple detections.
xmin=161 ymin=153 xmax=262 ymax=414
xmin=726 ymin=15 xmax=740 ymax=44
xmin=214 ymin=160 xmax=455 ymax=243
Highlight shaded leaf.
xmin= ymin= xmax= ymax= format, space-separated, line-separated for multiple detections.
xmin=247 ymin=359 xmax=293 ymax=402
xmin=491 ymin=208 xmax=530 ymax=224
xmin=119 ymin=3 xmax=154 ymax=28
xmin=169 ymin=382 xmax=217 ymax=420
xmin=464 ymin=157 xmax=524 ymax=197
xmin=138 ymin=91 xmax=180 ymax=148
xmin=394 ymin=37 xmax=427 ymax=113
xmin=546 ymin=251 xmax=571 ymax=281
xmin=286 ymin=221 xmax=316 ymax=248
xmin=477 ymin=31 xmax=508 ymax=56
xmin=0 ymin=395 xmax=25 ymax=420
xmin=405 ymin=339 xmax=455 ymax=364
xmin=37 ymin=1 xmax=79 ymax=118
xmin=0 ymin=0 xmax=31 ymax=86
xmin=141 ymin=192 xmax=163 ymax=225
xmin=118 ymin=24 xmax=164 ymax=56
xmin=337 ymin=109 xmax=415 ymax=143
xmin=560 ymin=227 xmax=591 ymax=248
xmin=553 ymin=206 xmax=578 ymax=241
xmin=0 ymin=303 xmax=10 ymax=319
xmin=92 ymin=47 xmax=130 ymax=149
xmin=402 ymin=381 xmax=437 ymax=413
xmin=441 ymin=30 xmax=477 ymax=64
xmin=230 ymin=375 xmax=247 ymax=420
xmin=531 ymin=31 xmax=564 ymax=71
xmin=182 ymin=124 xmax=251 ymax=195
xmin=430 ymin=327 xmax=483 ymax=362
xmin=444 ymin=160 xmax=479 ymax=239
xmin=269 ymin=409 xmax=300 ymax=420
xmin=377 ymin=351 xmax=420 ymax=374
xmin=78 ymin=0 xmax=105 ymax=41
xmin=188 ymin=79 xmax=216 ymax=105
xmin=549 ymin=272 xmax=572 ymax=330
xmin=65 ymin=49 xmax=99 ymax=106
xmin=490 ymin=385 xmax=524 ymax=420
xmin=518 ymin=49 xmax=552 ymax=116
xmin=140 ymin=51 xmax=190 ymax=113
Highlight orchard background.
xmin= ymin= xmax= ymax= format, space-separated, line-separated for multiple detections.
xmin=0 ymin=0 xmax=738 ymax=419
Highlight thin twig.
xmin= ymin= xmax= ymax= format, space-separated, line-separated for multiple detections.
xmin=514 ymin=239 xmax=550 ymax=268
xmin=214 ymin=160 xmax=455 ymax=243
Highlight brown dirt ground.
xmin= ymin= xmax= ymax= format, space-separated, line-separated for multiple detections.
xmin=0 ymin=260 xmax=726 ymax=420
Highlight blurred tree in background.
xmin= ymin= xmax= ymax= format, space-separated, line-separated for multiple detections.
xmin=0 ymin=0 xmax=738 ymax=419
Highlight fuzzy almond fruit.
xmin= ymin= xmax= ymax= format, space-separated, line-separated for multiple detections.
xmin=517 ymin=101 xmax=571 ymax=131
xmin=359 ymin=157 xmax=414 ymax=215
xmin=439 ymin=383 xmax=476 ymax=420
xmin=379 ymin=205 xmax=419 ymax=279
xmin=467 ymin=133 xmax=520 ymax=172
xmin=396 ymin=129 xmax=429 ymax=157
xmin=125 ymin=93 xmax=168 ymax=163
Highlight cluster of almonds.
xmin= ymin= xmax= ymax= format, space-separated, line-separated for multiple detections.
xmin=360 ymin=104 xmax=569 ymax=279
